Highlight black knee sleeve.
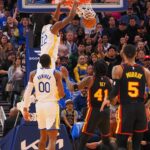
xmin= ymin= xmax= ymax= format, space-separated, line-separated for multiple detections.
xmin=132 ymin=132 xmax=143 ymax=150
xmin=78 ymin=133 xmax=90 ymax=150
xmin=116 ymin=134 xmax=129 ymax=149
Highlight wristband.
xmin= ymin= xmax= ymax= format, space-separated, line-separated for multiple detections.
xmin=73 ymin=84 xmax=79 ymax=91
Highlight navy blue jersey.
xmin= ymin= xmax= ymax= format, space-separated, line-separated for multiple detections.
xmin=119 ymin=64 xmax=146 ymax=104
xmin=88 ymin=76 xmax=112 ymax=108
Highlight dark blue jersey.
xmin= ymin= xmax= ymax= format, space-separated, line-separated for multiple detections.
xmin=118 ymin=63 xmax=146 ymax=104
xmin=88 ymin=76 xmax=112 ymax=108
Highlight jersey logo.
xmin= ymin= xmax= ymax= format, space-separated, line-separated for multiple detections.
xmin=34 ymin=49 xmax=41 ymax=56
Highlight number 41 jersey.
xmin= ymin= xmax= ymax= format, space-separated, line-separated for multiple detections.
xmin=119 ymin=63 xmax=146 ymax=104
xmin=33 ymin=68 xmax=59 ymax=102
xmin=89 ymin=76 xmax=112 ymax=108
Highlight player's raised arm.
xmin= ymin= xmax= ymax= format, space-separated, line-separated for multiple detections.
xmin=54 ymin=71 xmax=65 ymax=98
xmin=108 ymin=65 xmax=123 ymax=101
xmin=61 ymin=66 xmax=92 ymax=92
xmin=52 ymin=0 xmax=65 ymax=22
xmin=51 ymin=0 xmax=78 ymax=35
xmin=23 ymin=71 xmax=36 ymax=121
xmin=144 ymin=68 xmax=150 ymax=89
xmin=100 ymin=65 xmax=123 ymax=111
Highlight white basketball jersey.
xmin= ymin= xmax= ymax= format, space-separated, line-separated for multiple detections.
xmin=33 ymin=68 xmax=59 ymax=102
xmin=40 ymin=24 xmax=60 ymax=69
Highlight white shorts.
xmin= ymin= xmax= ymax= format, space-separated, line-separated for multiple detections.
xmin=36 ymin=101 xmax=60 ymax=130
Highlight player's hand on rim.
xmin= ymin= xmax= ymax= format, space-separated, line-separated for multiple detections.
xmin=73 ymin=0 xmax=79 ymax=5
xmin=100 ymin=97 xmax=110 ymax=112
xmin=23 ymin=110 xmax=31 ymax=121
xmin=59 ymin=0 xmax=66 ymax=5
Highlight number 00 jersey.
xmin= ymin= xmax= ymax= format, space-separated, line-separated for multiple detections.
xmin=119 ymin=64 xmax=146 ymax=104
xmin=33 ymin=68 xmax=59 ymax=102
xmin=88 ymin=76 xmax=112 ymax=108
xmin=40 ymin=24 xmax=60 ymax=69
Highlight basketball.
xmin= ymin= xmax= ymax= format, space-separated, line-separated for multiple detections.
xmin=82 ymin=17 xmax=96 ymax=29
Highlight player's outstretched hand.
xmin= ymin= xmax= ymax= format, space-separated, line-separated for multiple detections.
xmin=86 ymin=141 xmax=102 ymax=149
xmin=23 ymin=110 xmax=31 ymax=121
xmin=73 ymin=0 xmax=79 ymax=5
xmin=100 ymin=98 xmax=110 ymax=112
xmin=59 ymin=0 xmax=66 ymax=5
xmin=60 ymin=66 xmax=69 ymax=79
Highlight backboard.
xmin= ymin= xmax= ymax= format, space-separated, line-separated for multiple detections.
xmin=18 ymin=0 xmax=128 ymax=13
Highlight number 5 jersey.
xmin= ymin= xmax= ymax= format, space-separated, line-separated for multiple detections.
xmin=118 ymin=63 xmax=146 ymax=104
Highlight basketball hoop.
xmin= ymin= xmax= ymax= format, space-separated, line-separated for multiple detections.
xmin=64 ymin=0 xmax=96 ymax=28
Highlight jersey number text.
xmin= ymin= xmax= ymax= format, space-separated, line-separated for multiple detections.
xmin=94 ymin=89 xmax=108 ymax=101
xmin=39 ymin=82 xmax=50 ymax=93
xmin=128 ymin=81 xmax=139 ymax=98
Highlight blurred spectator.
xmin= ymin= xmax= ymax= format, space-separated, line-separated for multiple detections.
xmin=3 ymin=107 xmax=21 ymax=136
xmin=126 ymin=17 xmax=138 ymax=44
xmin=8 ymin=57 xmax=24 ymax=107
xmin=61 ymin=99 xmax=78 ymax=136
xmin=87 ymin=64 xmax=94 ymax=76
xmin=0 ymin=35 xmax=9 ymax=60
xmin=143 ymin=55 xmax=150 ymax=70
xmin=103 ymin=16 xmax=117 ymax=45
xmin=69 ymin=43 xmax=85 ymax=78
xmin=59 ymin=31 xmax=65 ymax=45
xmin=91 ymin=53 xmax=98 ymax=64
xmin=104 ymin=45 xmax=122 ymax=78
xmin=76 ymin=27 xmax=85 ymax=45
xmin=65 ymin=15 xmax=80 ymax=33
xmin=0 ymin=8 xmax=10 ymax=30
xmin=58 ymin=44 xmax=69 ymax=57
xmin=136 ymin=41 xmax=150 ymax=55
xmin=17 ymin=17 xmax=32 ymax=45
xmin=73 ymin=88 xmax=87 ymax=119
xmin=136 ymin=49 xmax=146 ymax=66
xmin=144 ymin=7 xmax=150 ymax=25
xmin=74 ymin=55 xmax=88 ymax=82
xmin=113 ymin=22 xmax=127 ymax=46
xmin=134 ymin=35 xmax=142 ymax=46
xmin=64 ymin=30 xmax=78 ymax=55
xmin=0 ymin=52 xmax=15 ymax=100
xmin=119 ymin=6 xmax=140 ymax=25
xmin=102 ymin=34 xmax=111 ymax=53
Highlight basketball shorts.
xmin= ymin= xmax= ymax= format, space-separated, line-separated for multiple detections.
xmin=82 ymin=107 xmax=110 ymax=137
xmin=36 ymin=101 xmax=60 ymax=130
xmin=116 ymin=102 xmax=148 ymax=135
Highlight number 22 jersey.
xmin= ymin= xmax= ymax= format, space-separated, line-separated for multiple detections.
xmin=40 ymin=24 xmax=60 ymax=69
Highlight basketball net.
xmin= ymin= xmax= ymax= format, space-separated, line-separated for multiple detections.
xmin=63 ymin=0 xmax=96 ymax=20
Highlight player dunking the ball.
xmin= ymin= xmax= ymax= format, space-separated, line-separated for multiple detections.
xmin=23 ymin=54 xmax=65 ymax=150
xmin=61 ymin=60 xmax=116 ymax=150
xmin=101 ymin=44 xmax=150 ymax=150
xmin=37 ymin=0 xmax=78 ymax=69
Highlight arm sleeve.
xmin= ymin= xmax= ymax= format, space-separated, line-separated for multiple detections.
xmin=108 ymin=79 xmax=120 ymax=101
xmin=24 ymin=82 xmax=34 ymax=108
